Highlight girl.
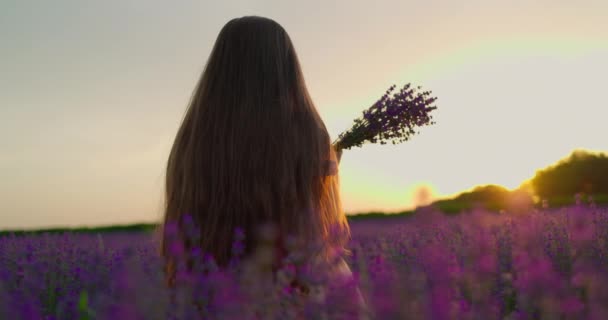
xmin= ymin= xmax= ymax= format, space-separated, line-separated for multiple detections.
xmin=158 ymin=15 xmax=366 ymax=317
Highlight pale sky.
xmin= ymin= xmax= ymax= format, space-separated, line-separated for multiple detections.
xmin=1 ymin=0 xmax=607 ymax=230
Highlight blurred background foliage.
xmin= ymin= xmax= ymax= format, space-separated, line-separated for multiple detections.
xmin=532 ymin=150 xmax=608 ymax=199
xmin=432 ymin=149 xmax=608 ymax=214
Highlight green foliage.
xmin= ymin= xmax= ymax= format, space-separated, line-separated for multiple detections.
xmin=0 ymin=223 xmax=157 ymax=237
xmin=78 ymin=290 xmax=95 ymax=320
xmin=346 ymin=210 xmax=415 ymax=220
xmin=430 ymin=199 xmax=473 ymax=214
xmin=456 ymin=185 xmax=510 ymax=203
xmin=428 ymin=185 xmax=533 ymax=214
xmin=531 ymin=149 xmax=608 ymax=199
xmin=540 ymin=193 xmax=608 ymax=208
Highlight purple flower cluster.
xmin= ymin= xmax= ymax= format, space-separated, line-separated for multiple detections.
xmin=2 ymin=202 xmax=608 ymax=319
xmin=333 ymin=83 xmax=438 ymax=151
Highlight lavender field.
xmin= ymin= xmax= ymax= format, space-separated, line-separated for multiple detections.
xmin=2 ymin=203 xmax=608 ymax=319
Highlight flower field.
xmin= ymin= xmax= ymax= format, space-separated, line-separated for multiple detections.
xmin=2 ymin=203 xmax=608 ymax=319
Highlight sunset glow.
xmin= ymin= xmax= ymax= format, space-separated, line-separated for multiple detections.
xmin=1 ymin=1 xmax=607 ymax=229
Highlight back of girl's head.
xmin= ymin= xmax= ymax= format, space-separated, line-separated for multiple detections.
xmin=158 ymin=16 xmax=349 ymax=285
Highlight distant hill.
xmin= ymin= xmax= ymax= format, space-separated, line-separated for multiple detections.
xmin=425 ymin=184 xmax=533 ymax=214
xmin=0 ymin=223 xmax=158 ymax=236
xmin=425 ymin=149 xmax=608 ymax=214
xmin=0 ymin=212 xmax=419 ymax=236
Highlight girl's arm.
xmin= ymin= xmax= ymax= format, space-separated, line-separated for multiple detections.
xmin=335 ymin=146 xmax=343 ymax=164
xmin=325 ymin=145 xmax=342 ymax=176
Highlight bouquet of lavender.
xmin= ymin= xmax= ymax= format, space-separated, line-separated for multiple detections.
xmin=332 ymin=83 xmax=438 ymax=151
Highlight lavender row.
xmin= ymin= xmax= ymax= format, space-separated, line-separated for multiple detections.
xmin=1 ymin=204 xmax=608 ymax=319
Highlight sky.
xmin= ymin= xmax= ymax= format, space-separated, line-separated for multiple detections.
xmin=1 ymin=0 xmax=607 ymax=230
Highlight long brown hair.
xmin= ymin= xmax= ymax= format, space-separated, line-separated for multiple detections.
xmin=158 ymin=16 xmax=349 ymax=287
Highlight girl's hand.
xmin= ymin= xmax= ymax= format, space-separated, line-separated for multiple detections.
xmin=334 ymin=146 xmax=343 ymax=164
xmin=325 ymin=145 xmax=342 ymax=176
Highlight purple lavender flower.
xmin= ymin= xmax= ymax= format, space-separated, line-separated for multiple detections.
xmin=6 ymin=203 xmax=608 ymax=319
xmin=333 ymin=83 xmax=437 ymax=151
